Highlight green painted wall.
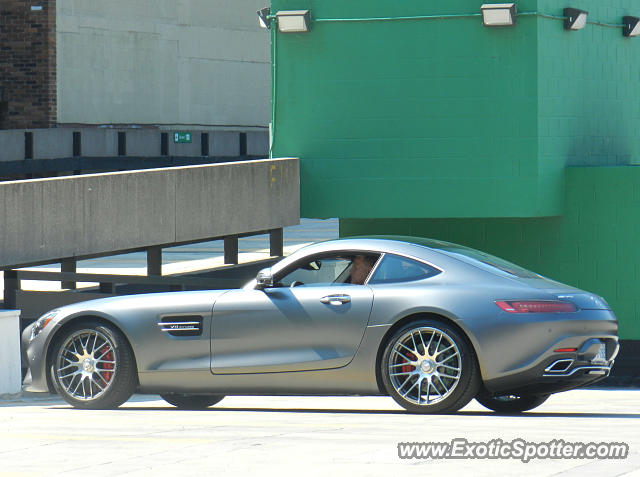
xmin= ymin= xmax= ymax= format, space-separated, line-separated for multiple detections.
xmin=341 ymin=166 xmax=640 ymax=340
xmin=269 ymin=1 xmax=640 ymax=339
xmin=271 ymin=0 xmax=543 ymax=218
xmin=271 ymin=0 xmax=640 ymax=219
xmin=535 ymin=1 xmax=640 ymax=214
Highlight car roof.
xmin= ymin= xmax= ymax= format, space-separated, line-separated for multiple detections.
xmin=302 ymin=235 xmax=459 ymax=255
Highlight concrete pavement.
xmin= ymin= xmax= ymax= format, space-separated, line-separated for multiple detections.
xmin=1 ymin=389 xmax=638 ymax=476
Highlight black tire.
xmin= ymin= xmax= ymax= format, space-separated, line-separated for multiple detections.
xmin=50 ymin=321 xmax=137 ymax=409
xmin=381 ymin=319 xmax=480 ymax=414
xmin=161 ymin=393 xmax=225 ymax=409
xmin=475 ymin=390 xmax=550 ymax=413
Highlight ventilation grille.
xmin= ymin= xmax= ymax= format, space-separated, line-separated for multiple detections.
xmin=157 ymin=315 xmax=203 ymax=337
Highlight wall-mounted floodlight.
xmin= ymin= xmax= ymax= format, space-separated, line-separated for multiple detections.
xmin=276 ymin=10 xmax=311 ymax=33
xmin=481 ymin=4 xmax=517 ymax=27
xmin=257 ymin=7 xmax=271 ymax=29
xmin=623 ymin=16 xmax=640 ymax=37
xmin=564 ymin=8 xmax=588 ymax=30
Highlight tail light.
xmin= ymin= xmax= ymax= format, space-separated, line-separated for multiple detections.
xmin=495 ymin=300 xmax=578 ymax=313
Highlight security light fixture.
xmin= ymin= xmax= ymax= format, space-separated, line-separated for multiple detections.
xmin=257 ymin=7 xmax=271 ymax=29
xmin=481 ymin=4 xmax=517 ymax=27
xmin=623 ymin=16 xmax=640 ymax=37
xmin=276 ymin=10 xmax=311 ymax=33
xmin=564 ymin=8 xmax=588 ymax=30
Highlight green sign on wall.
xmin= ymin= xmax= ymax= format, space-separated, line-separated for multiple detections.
xmin=174 ymin=132 xmax=192 ymax=144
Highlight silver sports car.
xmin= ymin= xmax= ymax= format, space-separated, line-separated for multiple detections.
xmin=22 ymin=236 xmax=619 ymax=413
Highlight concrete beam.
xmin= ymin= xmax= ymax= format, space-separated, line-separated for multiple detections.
xmin=0 ymin=158 xmax=299 ymax=269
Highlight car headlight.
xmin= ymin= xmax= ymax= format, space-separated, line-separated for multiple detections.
xmin=30 ymin=310 xmax=59 ymax=342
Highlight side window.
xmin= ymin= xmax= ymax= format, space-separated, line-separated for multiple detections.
xmin=368 ymin=254 xmax=440 ymax=285
xmin=277 ymin=253 xmax=379 ymax=287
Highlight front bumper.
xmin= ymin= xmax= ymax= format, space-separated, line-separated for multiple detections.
xmin=21 ymin=322 xmax=51 ymax=393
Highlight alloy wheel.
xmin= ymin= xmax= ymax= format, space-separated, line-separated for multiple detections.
xmin=54 ymin=329 xmax=118 ymax=401
xmin=388 ymin=327 xmax=462 ymax=406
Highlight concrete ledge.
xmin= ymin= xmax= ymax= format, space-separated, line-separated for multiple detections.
xmin=0 ymin=129 xmax=269 ymax=161
xmin=0 ymin=310 xmax=22 ymax=395
xmin=168 ymin=132 xmax=202 ymax=157
xmin=0 ymin=158 xmax=299 ymax=268
xmin=33 ymin=129 xmax=74 ymax=159
xmin=247 ymin=131 xmax=269 ymax=156
xmin=126 ymin=129 xmax=162 ymax=157
xmin=79 ymin=128 xmax=118 ymax=157
xmin=211 ymin=131 xmax=240 ymax=156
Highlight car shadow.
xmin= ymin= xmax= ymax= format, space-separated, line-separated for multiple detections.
xmin=45 ymin=406 xmax=640 ymax=418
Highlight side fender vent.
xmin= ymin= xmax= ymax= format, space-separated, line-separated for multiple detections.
xmin=158 ymin=315 xmax=203 ymax=337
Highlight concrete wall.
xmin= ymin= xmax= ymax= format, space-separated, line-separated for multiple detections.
xmin=0 ymin=158 xmax=299 ymax=268
xmin=56 ymin=0 xmax=271 ymax=127
xmin=0 ymin=310 xmax=21 ymax=395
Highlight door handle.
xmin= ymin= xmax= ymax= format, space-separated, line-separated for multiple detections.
xmin=320 ymin=294 xmax=351 ymax=306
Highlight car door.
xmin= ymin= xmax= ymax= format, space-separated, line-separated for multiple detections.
xmin=210 ymin=254 xmax=377 ymax=374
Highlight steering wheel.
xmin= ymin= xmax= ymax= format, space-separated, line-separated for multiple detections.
xmin=290 ymin=281 xmax=304 ymax=288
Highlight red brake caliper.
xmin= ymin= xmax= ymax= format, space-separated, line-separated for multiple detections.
xmin=100 ymin=346 xmax=114 ymax=383
xmin=402 ymin=353 xmax=416 ymax=374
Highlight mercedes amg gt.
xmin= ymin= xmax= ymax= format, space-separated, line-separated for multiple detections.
xmin=22 ymin=236 xmax=619 ymax=413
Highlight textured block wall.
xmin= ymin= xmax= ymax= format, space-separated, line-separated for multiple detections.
xmin=535 ymin=0 xmax=640 ymax=213
xmin=270 ymin=0 xmax=545 ymax=219
xmin=341 ymin=166 xmax=640 ymax=340
xmin=271 ymin=0 xmax=640 ymax=219
xmin=0 ymin=0 xmax=57 ymax=129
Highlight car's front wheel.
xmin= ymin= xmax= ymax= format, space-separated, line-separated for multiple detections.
xmin=160 ymin=394 xmax=225 ymax=409
xmin=475 ymin=390 xmax=550 ymax=413
xmin=381 ymin=319 xmax=480 ymax=414
xmin=50 ymin=322 xmax=137 ymax=409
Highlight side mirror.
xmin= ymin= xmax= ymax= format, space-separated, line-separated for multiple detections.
xmin=256 ymin=268 xmax=274 ymax=289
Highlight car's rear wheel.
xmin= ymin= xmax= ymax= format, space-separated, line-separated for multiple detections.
xmin=381 ymin=319 xmax=480 ymax=414
xmin=50 ymin=322 xmax=137 ymax=409
xmin=475 ymin=390 xmax=550 ymax=413
xmin=161 ymin=393 xmax=225 ymax=409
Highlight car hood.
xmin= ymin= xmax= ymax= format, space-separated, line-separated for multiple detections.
xmin=49 ymin=289 xmax=231 ymax=318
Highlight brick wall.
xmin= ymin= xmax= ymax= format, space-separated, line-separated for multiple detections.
xmin=0 ymin=0 xmax=56 ymax=129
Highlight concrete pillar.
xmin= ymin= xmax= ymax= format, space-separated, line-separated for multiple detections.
xmin=270 ymin=228 xmax=284 ymax=257
xmin=147 ymin=246 xmax=162 ymax=276
xmin=99 ymin=282 xmax=114 ymax=294
xmin=61 ymin=260 xmax=77 ymax=290
xmin=224 ymin=235 xmax=239 ymax=265
xmin=3 ymin=270 xmax=19 ymax=309
xmin=0 ymin=310 xmax=22 ymax=395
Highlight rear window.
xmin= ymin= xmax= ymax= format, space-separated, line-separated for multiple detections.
xmin=368 ymin=254 xmax=440 ymax=284
xmin=433 ymin=243 xmax=540 ymax=279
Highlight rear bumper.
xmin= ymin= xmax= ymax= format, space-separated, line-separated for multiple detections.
xmin=484 ymin=337 xmax=619 ymax=395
